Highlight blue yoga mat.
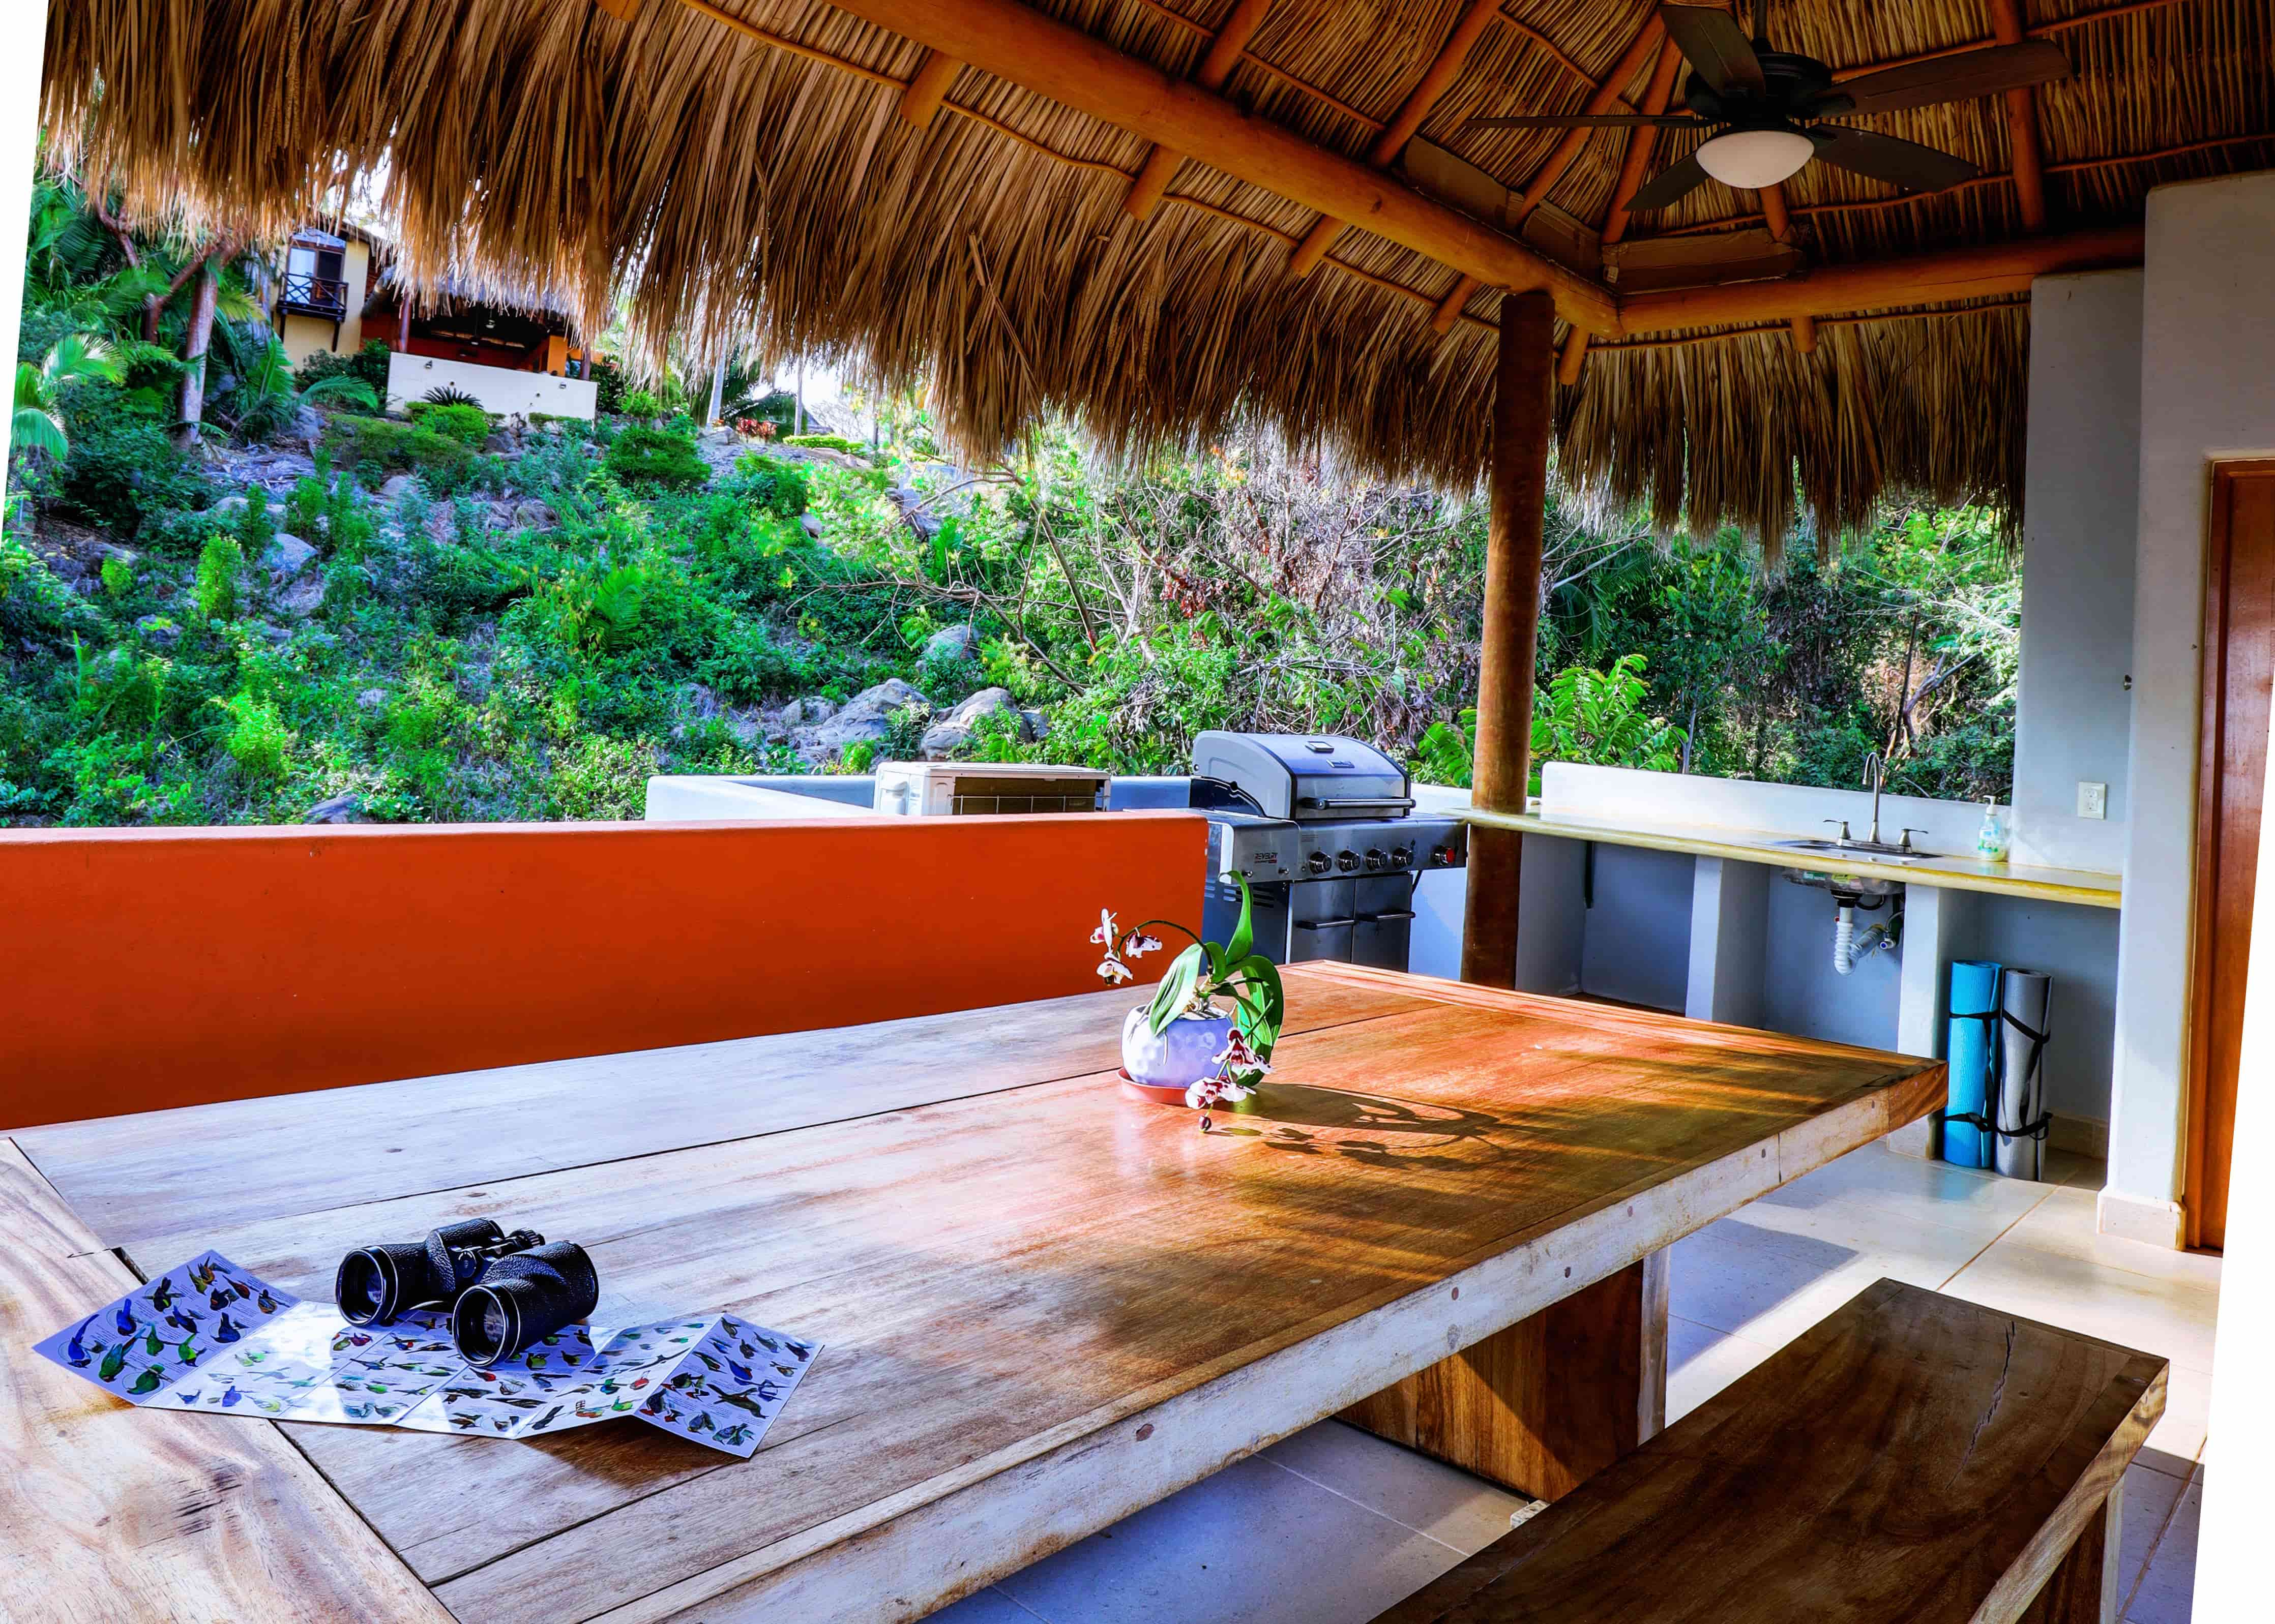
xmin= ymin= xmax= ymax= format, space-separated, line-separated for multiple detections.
xmin=1944 ymin=959 xmax=2002 ymax=1169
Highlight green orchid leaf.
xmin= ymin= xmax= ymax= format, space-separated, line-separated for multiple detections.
xmin=1146 ymin=944 xmax=1205 ymax=1035
xmin=1226 ymin=874 xmax=1254 ymax=965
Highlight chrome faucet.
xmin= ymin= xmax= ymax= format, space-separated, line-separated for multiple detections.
xmin=1863 ymin=751 xmax=1885 ymax=845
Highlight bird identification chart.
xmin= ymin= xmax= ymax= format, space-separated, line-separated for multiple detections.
xmin=34 ymin=1250 xmax=820 ymax=1459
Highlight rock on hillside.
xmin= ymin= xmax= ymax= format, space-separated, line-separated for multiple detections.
xmin=789 ymin=678 xmax=929 ymax=766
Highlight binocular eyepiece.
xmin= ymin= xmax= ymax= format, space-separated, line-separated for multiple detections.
xmin=336 ymin=1219 xmax=598 ymax=1366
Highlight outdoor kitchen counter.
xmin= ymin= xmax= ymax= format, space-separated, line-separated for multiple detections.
xmin=1457 ymin=806 xmax=2123 ymax=909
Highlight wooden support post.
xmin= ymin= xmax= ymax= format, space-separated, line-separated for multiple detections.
xmin=1989 ymin=0 xmax=2049 ymax=229
xmin=1288 ymin=0 xmax=1503 ymax=277
xmin=1341 ymin=1251 xmax=1669 ymax=1501
xmin=1556 ymin=326 xmax=1589 ymax=385
xmin=1791 ymin=312 xmax=1818 ymax=353
xmin=900 ymin=49 xmax=961 ymax=128
xmin=1459 ymin=289 xmax=1553 ymax=989
xmin=2019 ymin=1486 xmax=2123 ymax=1622
xmin=1121 ymin=0 xmax=1273 ymax=222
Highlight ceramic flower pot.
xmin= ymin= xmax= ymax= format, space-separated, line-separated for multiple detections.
xmin=1120 ymin=1007 xmax=1233 ymax=1096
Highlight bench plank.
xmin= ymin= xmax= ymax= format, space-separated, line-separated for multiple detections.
xmin=1374 ymin=1278 xmax=2165 ymax=1624
xmin=0 ymin=1139 xmax=453 ymax=1624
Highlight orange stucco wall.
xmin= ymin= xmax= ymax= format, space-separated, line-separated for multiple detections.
xmin=0 ymin=814 xmax=1206 ymax=1131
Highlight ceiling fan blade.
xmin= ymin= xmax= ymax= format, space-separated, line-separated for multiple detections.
xmin=1626 ymin=154 xmax=1713 ymax=213
xmin=1834 ymin=41 xmax=2073 ymax=117
xmin=1659 ymin=5 xmax=1767 ymax=98
xmin=1463 ymin=114 xmax=1705 ymax=129
xmin=1808 ymin=126 xmax=1982 ymax=192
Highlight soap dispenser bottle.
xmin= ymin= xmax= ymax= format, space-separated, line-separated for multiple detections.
xmin=1975 ymin=798 xmax=2011 ymax=863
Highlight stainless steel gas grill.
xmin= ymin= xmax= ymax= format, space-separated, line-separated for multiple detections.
xmin=1189 ymin=731 xmax=1469 ymax=970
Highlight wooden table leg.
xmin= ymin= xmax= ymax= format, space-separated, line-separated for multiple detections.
xmin=2021 ymin=1480 xmax=2124 ymax=1624
xmin=1340 ymin=1249 xmax=1669 ymax=1501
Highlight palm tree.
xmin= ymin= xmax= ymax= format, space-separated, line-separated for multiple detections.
xmin=206 ymin=320 xmax=379 ymax=442
xmin=12 ymin=332 xmax=125 ymax=461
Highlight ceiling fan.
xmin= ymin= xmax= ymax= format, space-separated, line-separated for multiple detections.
xmin=1465 ymin=2 xmax=2073 ymax=211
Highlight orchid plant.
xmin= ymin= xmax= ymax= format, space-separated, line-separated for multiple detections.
xmin=1092 ymin=875 xmax=1286 ymax=1109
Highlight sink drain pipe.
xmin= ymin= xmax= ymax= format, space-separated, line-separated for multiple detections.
xmin=1829 ymin=889 xmax=1898 ymax=976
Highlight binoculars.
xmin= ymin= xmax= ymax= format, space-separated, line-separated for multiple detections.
xmin=335 ymin=1218 xmax=599 ymax=1367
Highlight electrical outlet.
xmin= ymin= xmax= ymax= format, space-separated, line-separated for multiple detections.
xmin=2078 ymin=781 xmax=2108 ymax=820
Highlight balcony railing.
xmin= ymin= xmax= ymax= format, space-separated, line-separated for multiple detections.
xmin=279 ymin=272 xmax=349 ymax=319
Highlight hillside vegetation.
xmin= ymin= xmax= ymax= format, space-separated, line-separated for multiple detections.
xmin=3 ymin=174 xmax=2022 ymax=827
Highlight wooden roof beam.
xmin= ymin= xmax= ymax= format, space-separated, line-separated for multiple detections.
xmin=1614 ymin=223 xmax=2142 ymax=335
xmin=1988 ymin=0 xmax=2049 ymax=230
xmin=1290 ymin=0 xmax=1505 ymax=277
xmin=822 ymin=0 xmax=1619 ymax=332
xmin=1121 ymin=0 xmax=1274 ymax=221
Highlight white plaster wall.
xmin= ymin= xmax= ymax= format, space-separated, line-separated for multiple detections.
xmin=2012 ymin=270 xmax=2141 ymax=875
xmin=1578 ymin=845 xmax=1694 ymax=1012
xmin=2109 ymin=170 xmax=2275 ymax=1230
xmin=387 ymin=354 xmax=599 ymax=421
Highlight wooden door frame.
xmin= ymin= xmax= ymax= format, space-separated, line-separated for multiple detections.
xmin=2184 ymin=458 xmax=2275 ymax=1251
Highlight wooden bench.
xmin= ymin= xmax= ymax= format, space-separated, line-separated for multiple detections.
xmin=1372 ymin=1279 xmax=2167 ymax=1624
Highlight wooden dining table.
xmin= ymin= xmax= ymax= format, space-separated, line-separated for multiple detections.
xmin=3 ymin=964 xmax=1943 ymax=1624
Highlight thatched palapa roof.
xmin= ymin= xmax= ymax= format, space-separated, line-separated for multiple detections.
xmin=41 ymin=0 xmax=2275 ymax=547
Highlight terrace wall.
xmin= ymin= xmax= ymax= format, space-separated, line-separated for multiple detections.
xmin=0 ymin=813 xmax=1206 ymax=1130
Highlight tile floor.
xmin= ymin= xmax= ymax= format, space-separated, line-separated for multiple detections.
xmin=926 ymin=1141 xmax=2216 ymax=1624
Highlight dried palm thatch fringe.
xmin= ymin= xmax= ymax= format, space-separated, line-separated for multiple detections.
xmin=38 ymin=0 xmax=2266 ymax=546
xmin=1559 ymin=303 xmax=2027 ymax=561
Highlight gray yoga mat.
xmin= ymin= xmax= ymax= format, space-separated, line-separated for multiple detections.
xmin=1995 ymin=969 xmax=2053 ymax=1181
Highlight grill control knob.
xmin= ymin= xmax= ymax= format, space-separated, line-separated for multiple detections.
xmin=1305 ymin=851 xmax=1333 ymax=876
xmin=1390 ymin=846 xmax=1413 ymax=868
xmin=1336 ymin=850 xmax=1361 ymax=873
xmin=1363 ymin=848 xmax=1387 ymax=872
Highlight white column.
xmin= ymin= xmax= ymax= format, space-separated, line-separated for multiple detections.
xmin=1886 ymin=882 xmax=1976 ymax=1159
xmin=1685 ymin=857 xmax=1766 ymax=1028
xmin=0 ymin=0 xmax=51 ymax=492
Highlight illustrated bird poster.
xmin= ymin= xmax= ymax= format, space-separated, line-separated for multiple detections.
xmin=34 ymin=1250 xmax=820 ymax=1460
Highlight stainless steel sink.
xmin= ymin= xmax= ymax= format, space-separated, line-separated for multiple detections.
xmin=1773 ymin=837 xmax=1935 ymax=862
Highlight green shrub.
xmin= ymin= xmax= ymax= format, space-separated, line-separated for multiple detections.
xmin=728 ymin=454 xmax=809 ymax=518
xmin=406 ymin=401 xmax=494 ymax=446
xmin=544 ymin=734 xmax=655 ymax=820
xmin=214 ymin=693 xmax=291 ymax=781
xmin=49 ymin=406 xmax=212 ymax=537
xmin=238 ymin=487 xmax=276 ymax=558
xmin=618 ymin=390 xmax=662 ymax=420
xmin=420 ymin=383 xmax=484 ymax=409
xmin=589 ymin=356 xmax=628 ymax=415
xmin=99 ymin=557 xmax=135 ymax=598
xmin=294 ymin=340 xmax=392 ymax=399
xmin=604 ymin=423 xmax=708 ymax=492
xmin=324 ymin=415 xmax=474 ymax=485
xmin=781 ymin=433 xmax=868 ymax=457
xmin=194 ymin=535 xmax=245 ymax=621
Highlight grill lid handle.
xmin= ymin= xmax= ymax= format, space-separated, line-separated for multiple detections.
xmin=1297 ymin=796 xmax=1417 ymax=813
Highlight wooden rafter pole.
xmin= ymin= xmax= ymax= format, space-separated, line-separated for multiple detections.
xmin=1290 ymin=0 xmax=1503 ymax=276
xmin=1122 ymin=0 xmax=1273 ymax=221
xmin=816 ymin=0 xmax=1618 ymax=331
xmin=1562 ymin=37 xmax=1683 ymax=383
xmin=1753 ymin=183 xmax=1816 ymax=350
xmin=1509 ymin=16 xmax=1667 ymax=227
xmin=900 ymin=49 xmax=963 ymax=128
xmin=1987 ymin=0 xmax=2049 ymax=229
xmin=1460 ymin=289 xmax=1554 ymax=989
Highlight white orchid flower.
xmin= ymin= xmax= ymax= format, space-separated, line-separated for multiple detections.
xmin=1090 ymin=908 xmax=1119 ymax=947
xmin=1098 ymin=955 xmax=1134 ymax=985
xmin=1122 ymin=930 xmax=1164 ymax=958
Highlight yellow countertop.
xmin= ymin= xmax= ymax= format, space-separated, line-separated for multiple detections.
xmin=1456 ymin=806 xmax=2122 ymax=910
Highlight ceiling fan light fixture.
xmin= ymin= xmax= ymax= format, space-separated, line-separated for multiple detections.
xmin=1695 ymin=127 xmax=1816 ymax=189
